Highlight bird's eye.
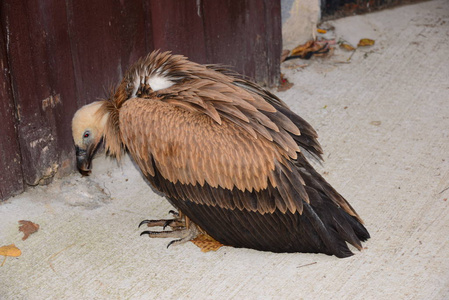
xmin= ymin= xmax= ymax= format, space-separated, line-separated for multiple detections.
xmin=83 ymin=131 xmax=90 ymax=138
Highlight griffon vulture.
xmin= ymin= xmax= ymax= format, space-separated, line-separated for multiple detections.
xmin=72 ymin=51 xmax=369 ymax=257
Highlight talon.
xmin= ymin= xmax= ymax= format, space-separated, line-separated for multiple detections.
xmin=140 ymin=230 xmax=151 ymax=236
xmin=138 ymin=220 xmax=151 ymax=228
xmin=167 ymin=240 xmax=178 ymax=248
xmin=163 ymin=220 xmax=173 ymax=230
xmin=138 ymin=218 xmax=184 ymax=228
xmin=169 ymin=210 xmax=179 ymax=216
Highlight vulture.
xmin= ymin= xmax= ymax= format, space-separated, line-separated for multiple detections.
xmin=72 ymin=50 xmax=369 ymax=258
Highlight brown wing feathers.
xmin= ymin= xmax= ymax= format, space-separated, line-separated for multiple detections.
xmin=120 ymin=98 xmax=282 ymax=195
xmin=110 ymin=51 xmax=369 ymax=257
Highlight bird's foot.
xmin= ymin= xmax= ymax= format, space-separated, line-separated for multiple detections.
xmin=138 ymin=210 xmax=183 ymax=230
xmin=138 ymin=211 xmax=200 ymax=248
xmin=138 ymin=219 xmax=185 ymax=230
xmin=139 ymin=223 xmax=200 ymax=248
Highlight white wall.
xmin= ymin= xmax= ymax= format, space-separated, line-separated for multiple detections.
xmin=281 ymin=0 xmax=321 ymax=49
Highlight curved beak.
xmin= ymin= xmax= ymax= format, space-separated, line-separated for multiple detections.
xmin=75 ymin=145 xmax=93 ymax=176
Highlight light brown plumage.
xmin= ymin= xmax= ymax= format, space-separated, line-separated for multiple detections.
xmin=72 ymin=50 xmax=369 ymax=257
xmin=120 ymin=98 xmax=300 ymax=213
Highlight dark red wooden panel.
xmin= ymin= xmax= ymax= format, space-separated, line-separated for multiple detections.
xmin=262 ymin=0 xmax=282 ymax=87
xmin=0 ymin=22 xmax=24 ymax=200
xmin=64 ymin=0 xmax=150 ymax=172
xmin=36 ymin=0 xmax=81 ymax=176
xmin=202 ymin=0 xmax=281 ymax=86
xmin=3 ymin=0 xmax=150 ymax=186
xmin=149 ymin=0 xmax=207 ymax=63
xmin=202 ymin=1 xmax=253 ymax=74
xmin=66 ymin=0 xmax=149 ymax=105
xmin=3 ymin=0 xmax=62 ymax=185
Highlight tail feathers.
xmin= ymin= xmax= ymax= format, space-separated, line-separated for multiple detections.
xmin=302 ymin=201 xmax=353 ymax=258
xmin=303 ymin=186 xmax=370 ymax=258
xmin=341 ymin=211 xmax=371 ymax=243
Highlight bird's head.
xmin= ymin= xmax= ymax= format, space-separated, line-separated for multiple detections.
xmin=71 ymin=101 xmax=108 ymax=175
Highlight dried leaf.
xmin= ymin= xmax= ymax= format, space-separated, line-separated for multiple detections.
xmin=317 ymin=28 xmax=327 ymax=34
xmin=358 ymin=38 xmax=375 ymax=47
xmin=0 ymin=244 xmax=21 ymax=257
xmin=340 ymin=43 xmax=356 ymax=51
xmin=191 ymin=234 xmax=223 ymax=252
xmin=281 ymin=50 xmax=290 ymax=63
xmin=288 ymin=40 xmax=330 ymax=60
xmin=277 ymin=73 xmax=294 ymax=92
xmin=0 ymin=244 xmax=21 ymax=266
xmin=291 ymin=41 xmax=314 ymax=56
xmin=19 ymin=220 xmax=40 ymax=240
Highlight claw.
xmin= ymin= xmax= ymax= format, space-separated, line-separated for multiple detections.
xmin=139 ymin=218 xmax=184 ymax=229
xmin=168 ymin=210 xmax=179 ymax=216
xmin=163 ymin=220 xmax=173 ymax=230
xmin=138 ymin=220 xmax=151 ymax=228
xmin=167 ymin=239 xmax=178 ymax=248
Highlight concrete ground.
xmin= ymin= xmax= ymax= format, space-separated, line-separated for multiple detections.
xmin=1 ymin=1 xmax=448 ymax=299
